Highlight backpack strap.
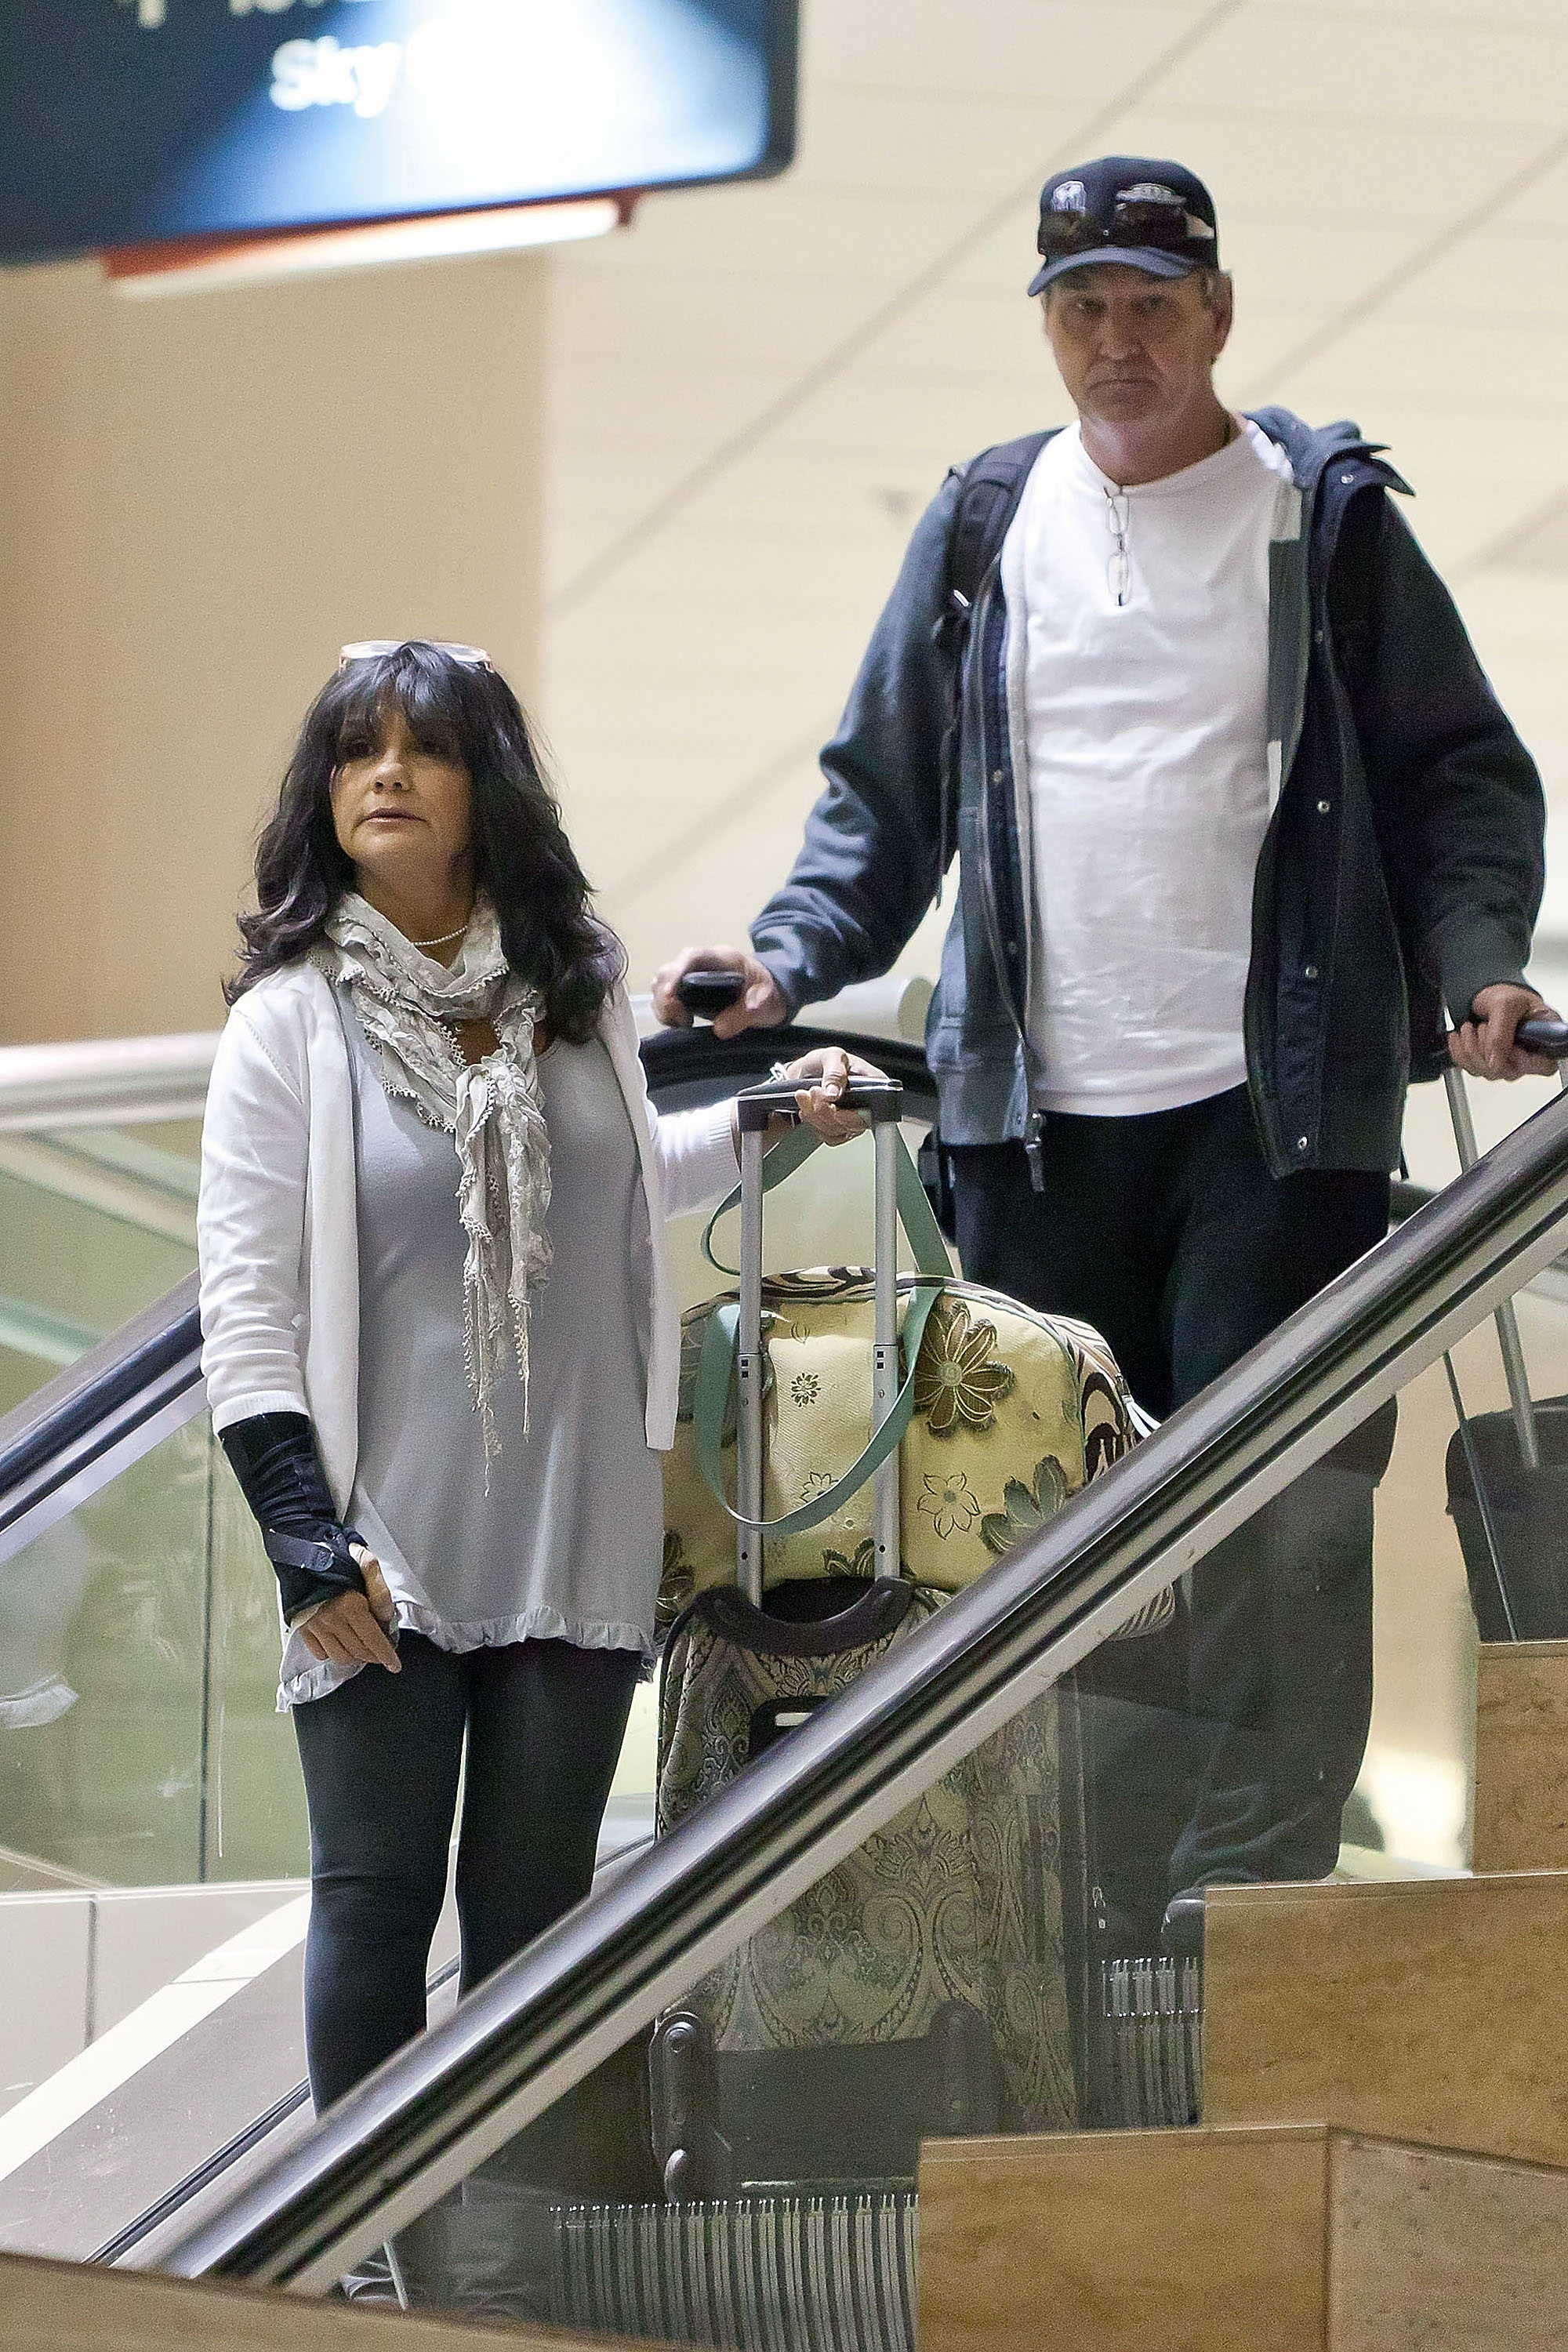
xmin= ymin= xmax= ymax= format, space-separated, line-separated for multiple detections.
xmin=931 ymin=430 xmax=1058 ymax=880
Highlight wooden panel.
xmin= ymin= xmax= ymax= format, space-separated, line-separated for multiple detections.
xmin=919 ymin=2125 xmax=1330 ymax=2352
xmin=1203 ymin=1873 xmax=1568 ymax=2168
xmin=0 ymin=2246 xmax=652 ymax=2352
xmin=1329 ymin=2132 xmax=1568 ymax=2352
xmin=1473 ymin=1641 xmax=1568 ymax=1874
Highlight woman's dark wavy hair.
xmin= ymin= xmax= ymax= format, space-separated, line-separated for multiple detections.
xmin=229 ymin=643 xmax=623 ymax=1039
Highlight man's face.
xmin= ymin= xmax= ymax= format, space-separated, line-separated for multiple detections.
xmin=1043 ymin=263 xmax=1232 ymax=430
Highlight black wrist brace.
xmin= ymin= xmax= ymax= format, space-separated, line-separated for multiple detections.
xmin=218 ymin=1411 xmax=368 ymax=1621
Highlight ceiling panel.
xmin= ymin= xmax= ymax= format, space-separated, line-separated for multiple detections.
xmin=789 ymin=89 xmax=1078 ymax=197
xmin=1159 ymin=10 xmax=1568 ymax=126
xmin=548 ymin=271 xmax=877 ymax=370
xmin=1247 ymin=0 xmax=1568 ymax=28
xmin=1277 ymin=316 xmax=1568 ymax=406
xmin=803 ymin=0 xmax=1205 ymax=100
xmin=1112 ymin=106 xmax=1529 ymax=215
xmin=585 ymin=180 xmax=963 ymax=286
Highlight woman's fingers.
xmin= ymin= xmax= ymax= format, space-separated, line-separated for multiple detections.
xmin=344 ymin=1591 xmax=401 ymax=1668
xmin=299 ymin=1589 xmax=401 ymax=1671
xmin=350 ymin=1544 xmax=397 ymax=1630
xmin=795 ymin=1087 xmax=864 ymax=1144
xmin=782 ymin=1047 xmax=883 ymax=1145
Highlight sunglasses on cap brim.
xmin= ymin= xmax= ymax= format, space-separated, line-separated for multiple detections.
xmin=338 ymin=640 xmax=492 ymax=671
xmin=1038 ymin=190 xmax=1215 ymax=265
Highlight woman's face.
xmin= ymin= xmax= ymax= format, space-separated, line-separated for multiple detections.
xmin=330 ymin=702 xmax=474 ymax=896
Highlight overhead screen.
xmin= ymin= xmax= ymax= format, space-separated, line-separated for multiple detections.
xmin=0 ymin=0 xmax=797 ymax=264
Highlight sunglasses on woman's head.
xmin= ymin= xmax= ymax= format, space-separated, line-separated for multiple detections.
xmin=338 ymin=640 xmax=492 ymax=671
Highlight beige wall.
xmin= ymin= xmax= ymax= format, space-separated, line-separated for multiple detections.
xmin=0 ymin=252 xmax=546 ymax=1044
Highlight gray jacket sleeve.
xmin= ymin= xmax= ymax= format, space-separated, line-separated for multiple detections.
xmin=749 ymin=468 xmax=965 ymax=1014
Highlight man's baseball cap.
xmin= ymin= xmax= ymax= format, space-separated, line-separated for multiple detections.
xmin=1028 ymin=155 xmax=1219 ymax=296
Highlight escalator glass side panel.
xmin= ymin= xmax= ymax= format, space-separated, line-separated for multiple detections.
xmin=0 ymin=1121 xmax=200 ymax=1418
xmin=0 ymin=1415 xmax=303 ymax=1891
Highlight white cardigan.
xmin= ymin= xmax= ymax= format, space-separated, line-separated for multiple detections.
xmin=197 ymin=963 xmax=739 ymax=1517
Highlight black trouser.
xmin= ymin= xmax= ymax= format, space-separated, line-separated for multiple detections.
xmin=292 ymin=1633 xmax=638 ymax=2111
xmin=949 ymin=1085 xmax=1390 ymax=1944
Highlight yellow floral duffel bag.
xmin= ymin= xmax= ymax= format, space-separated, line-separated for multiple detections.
xmin=659 ymin=1133 xmax=1154 ymax=1621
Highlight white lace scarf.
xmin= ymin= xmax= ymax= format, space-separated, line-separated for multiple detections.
xmin=316 ymin=894 xmax=550 ymax=1463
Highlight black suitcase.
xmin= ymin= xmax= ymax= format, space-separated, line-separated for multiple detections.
xmin=1446 ymin=1399 xmax=1568 ymax=1641
xmin=1441 ymin=1040 xmax=1568 ymax=1640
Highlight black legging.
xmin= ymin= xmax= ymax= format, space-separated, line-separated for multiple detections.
xmin=292 ymin=1633 xmax=638 ymax=2110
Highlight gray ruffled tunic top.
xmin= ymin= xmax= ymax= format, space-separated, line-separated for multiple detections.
xmin=278 ymin=995 xmax=662 ymax=1708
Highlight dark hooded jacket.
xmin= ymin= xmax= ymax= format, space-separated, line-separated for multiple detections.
xmin=750 ymin=408 xmax=1545 ymax=1176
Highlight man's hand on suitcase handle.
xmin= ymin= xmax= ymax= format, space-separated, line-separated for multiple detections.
xmin=1449 ymin=985 xmax=1564 ymax=1081
xmin=652 ymin=945 xmax=789 ymax=1040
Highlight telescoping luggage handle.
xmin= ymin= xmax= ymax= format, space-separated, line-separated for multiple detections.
xmin=1444 ymin=1015 xmax=1568 ymax=1639
xmin=697 ymin=1076 xmax=952 ymax=1605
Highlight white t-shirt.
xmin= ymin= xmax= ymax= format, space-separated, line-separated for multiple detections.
xmin=1004 ymin=418 xmax=1297 ymax=1116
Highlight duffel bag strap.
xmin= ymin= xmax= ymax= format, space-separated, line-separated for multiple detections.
xmin=693 ymin=1126 xmax=951 ymax=1536
xmin=692 ymin=1278 xmax=945 ymax=1537
xmin=702 ymin=1127 xmax=953 ymax=1279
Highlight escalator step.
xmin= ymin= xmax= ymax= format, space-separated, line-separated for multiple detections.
xmin=550 ymin=2191 xmax=917 ymax=2351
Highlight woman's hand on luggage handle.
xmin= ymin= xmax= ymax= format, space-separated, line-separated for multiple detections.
xmin=297 ymin=1546 xmax=401 ymax=1673
xmin=652 ymin=946 xmax=788 ymax=1040
xmin=726 ymin=1046 xmax=881 ymax=1156
xmin=1449 ymin=985 xmax=1561 ymax=1081
xmin=780 ymin=1046 xmax=882 ymax=1145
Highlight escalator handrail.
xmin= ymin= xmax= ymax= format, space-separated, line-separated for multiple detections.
xmin=0 ymin=1274 xmax=201 ymax=1530
xmin=0 ymin=1027 xmax=923 ymax=1544
xmin=150 ymin=1083 xmax=1568 ymax=2292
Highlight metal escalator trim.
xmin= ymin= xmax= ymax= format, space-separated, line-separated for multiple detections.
xmin=0 ymin=1030 xmax=220 ymax=1134
xmin=88 ymin=2082 xmax=313 ymax=2268
xmin=149 ymin=1088 xmax=1568 ymax=2295
xmin=1392 ymin=1176 xmax=1568 ymax=1304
